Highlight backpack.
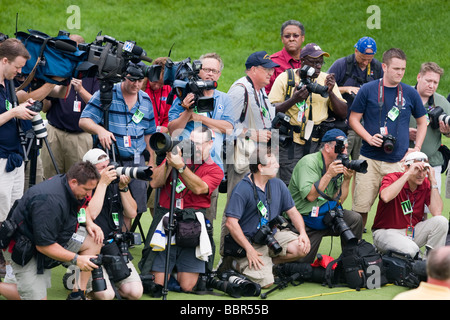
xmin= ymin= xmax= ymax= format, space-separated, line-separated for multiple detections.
xmin=341 ymin=54 xmax=382 ymax=86
xmin=325 ymin=239 xmax=387 ymax=290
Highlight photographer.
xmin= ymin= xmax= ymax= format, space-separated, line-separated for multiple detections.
xmin=409 ymin=62 xmax=450 ymax=193
xmin=372 ymin=151 xmax=448 ymax=259
xmin=288 ymin=129 xmax=363 ymax=263
xmin=268 ymin=43 xmax=347 ymax=186
xmin=223 ymin=144 xmax=310 ymax=288
xmin=141 ymin=126 xmax=223 ymax=292
xmin=1 ymin=161 xmax=103 ymax=300
xmin=79 ymin=64 xmax=156 ymax=229
xmin=349 ymin=48 xmax=427 ymax=228
xmin=79 ymin=148 xmax=143 ymax=300
xmin=167 ymin=52 xmax=234 ymax=222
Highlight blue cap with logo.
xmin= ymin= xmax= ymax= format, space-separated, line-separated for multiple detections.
xmin=245 ymin=51 xmax=280 ymax=69
xmin=354 ymin=36 xmax=377 ymax=55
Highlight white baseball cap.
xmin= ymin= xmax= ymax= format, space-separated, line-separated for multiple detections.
xmin=404 ymin=151 xmax=430 ymax=167
xmin=83 ymin=148 xmax=109 ymax=165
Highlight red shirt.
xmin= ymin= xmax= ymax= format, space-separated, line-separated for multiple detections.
xmin=158 ymin=159 xmax=224 ymax=210
xmin=265 ymin=47 xmax=302 ymax=94
xmin=372 ymin=172 xmax=431 ymax=230
xmin=145 ymin=83 xmax=172 ymax=128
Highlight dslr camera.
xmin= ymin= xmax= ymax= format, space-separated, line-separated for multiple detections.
xmin=164 ymin=57 xmax=217 ymax=113
xmin=252 ymin=216 xmax=289 ymax=255
xmin=427 ymin=106 xmax=450 ymax=130
xmin=109 ymin=161 xmax=153 ymax=181
xmin=381 ymin=134 xmax=396 ymax=154
xmin=26 ymin=100 xmax=47 ymax=139
xmin=90 ymin=254 xmax=131 ymax=292
xmin=334 ymin=137 xmax=368 ymax=173
xmin=322 ymin=206 xmax=357 ymax=244
xmin=271 ymin=112 xmax=301 ymax=148
xmin=149 ymin=132 xmax=195 ymax=165
xmin=296 ymin=65 xmax=329 ymax=98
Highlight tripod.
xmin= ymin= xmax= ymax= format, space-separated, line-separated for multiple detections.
xmin=8 ymin=80 xmax=60 ymax=188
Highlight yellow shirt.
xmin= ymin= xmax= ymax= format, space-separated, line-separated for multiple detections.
xmin=393 ymin=282 xmax=450 ymax=300
xmin=269 ymin=70 xmax=345 ymax=145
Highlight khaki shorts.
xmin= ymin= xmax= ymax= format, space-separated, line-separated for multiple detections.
xmin=352 ymin=156 xmax=403 ymax=213
xmin=231 ymin=229 xmax=298 ymax=288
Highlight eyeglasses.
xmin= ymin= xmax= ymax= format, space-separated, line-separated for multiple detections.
xmin=282 ymin=33 xmax=301 ymax=39
xmin=201 ymin=68 xmax=220 ymax=75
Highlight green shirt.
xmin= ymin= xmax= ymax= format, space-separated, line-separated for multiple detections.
xmin=288 ymin=151 xmax=343 ymax=215
xmin=409 ymin=92 xmax=450 ymax=167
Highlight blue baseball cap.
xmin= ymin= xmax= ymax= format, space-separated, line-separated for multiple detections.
xmin=321 ymin=129 xmax=347 ymax=142
xmin=245 ymin=51 xmax=280 ymax=69
xmin=354 ymin=36 xmax=377 ymax=55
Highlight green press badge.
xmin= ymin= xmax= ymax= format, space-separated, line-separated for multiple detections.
xmin=401 ymin=199 xmax=413 ymax=215
xmin=77 ymin=208 xmax=87 ymax=223
xmin=257 ymin=200 xmax=267 ymax=216
xmin=175 ymin=179 xmax=186 ymax=193
xmin=387 ymin=107 xmax=400 ymax=121
xmin=132 ymin=109 xmax=145 ymax=123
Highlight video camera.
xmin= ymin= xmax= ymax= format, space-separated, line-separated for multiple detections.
xmin=76 ymin=33 xmax=154 ymax=83
xmin=271 ymin=112 xmax=301 ymax=148
xmin=427 ymin=106 xmax=450 ymax=130
xmin=163 ymin=57 xmax=217 ymax=113
xmin=382 ymin=250 xmax=427 ymax=288
xmin=297 ymin=65 xmax=329 ymax=98
xmin=334 ymin=136 xmax=368 ymax=173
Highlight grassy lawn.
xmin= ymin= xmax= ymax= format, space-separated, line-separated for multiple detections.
xmin=1 ymin=0 xmax=449 ymax=301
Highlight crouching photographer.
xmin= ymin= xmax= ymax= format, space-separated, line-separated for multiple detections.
xmin=288 ymin=129 xmax=363 ymax=263
xmin=139 ymin=126 xmax=223 ymax=294
xmin=76 ymin=148 xmax=143 ymax=300
xmin=221 ymin=144 xmax=310 ymax=288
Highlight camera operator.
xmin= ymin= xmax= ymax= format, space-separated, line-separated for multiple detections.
xmin=1 ymin=161 xmax=103 ymax=300
xmin=167 ymin=52 xmax=233 ymax=223
xmin=349 ymin=48 xmax=427 ymax=229
xmin=409 ymin=62 xmax=450 ymax=193
xmin=268 ymin=43 xmax=347 ymax=186
xmin=372 ymin=151 xmax=448 ymax=259
xmin=79 ymin=64 xmax=156 ymax=229
xmin=79 ymin=148 xmax=143 ymax=300
xmin=222 ymin=144 xmax=310 ymax=288
xmin=141 ymin=126 xmax=223 ymax=292
xmin=288 ymin=129 xmax=363 ymax=263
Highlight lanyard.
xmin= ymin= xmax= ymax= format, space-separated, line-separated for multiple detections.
xmin=250 ymin=174 xmax=271 ymax=221
xmin=246 ymin=76 xmax=272 ymax=128
xmin=377 ymin=78 xmax=403 ymax=132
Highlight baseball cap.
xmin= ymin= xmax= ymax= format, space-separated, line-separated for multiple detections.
xmin=300 ymin=43 xmax=330 ymax=59
xmin=83 ymin=148 xmax=109 ymax=165
xmin=321 ymin=129 xmax=347 ymax=142
xmin=404 ymin=151 xmax=430 ymax=167
xmin=126 ymin=63 xmax=145 ymax=80
xmin=354 ymin=36 xmax=377 ymax=55
xmin=245 ymin=51 xmax=280 ymax=69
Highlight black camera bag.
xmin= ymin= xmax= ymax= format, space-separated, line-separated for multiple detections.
xmin=101 ymin=241 xmax=131 ymax=282
xmin=325 ymin=239 xmax=387 ymax=290
xmin=174 ymin=209 xmax=203 ymax=248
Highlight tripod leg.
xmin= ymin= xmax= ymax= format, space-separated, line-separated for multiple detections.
xmin=42 ymin=137 xmax=60 ymax=175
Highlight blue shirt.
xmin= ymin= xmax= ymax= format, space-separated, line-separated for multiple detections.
xmin=350 ymin=79 xmax=426 ymax=162
xmin=0 ymin=80 xmax=22 ymax=157
xmin=168 ymin=90 xmax=234 ymax=172
xmin=225 ymin=176 xmax=295 ymax=238
xmin=81 ymin=82 xmax=156 ymax=159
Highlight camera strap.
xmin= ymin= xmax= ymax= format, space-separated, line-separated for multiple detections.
xmin=377 ymin=78 xmax=403 ymax=136
xmin=250 ymin=174 xmax=271 ymax=225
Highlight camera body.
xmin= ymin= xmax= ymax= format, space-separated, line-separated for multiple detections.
xmin=252 ymin=216 xmax=288 ymax=255
xmin=296 ymin=65 xmax=329 ymax=98
xmin=164 ymin=57 xmax=217 ymax=113
xmin=149 ymin=132 xmax=195 ymax=165
xmin=334 ymin=137 xmax=368 ymax=173
xmin=382 ymin=251 xmax=427 ymax=288
xmin=427 ymin=106 xmax=450 ymax=130
xmin=381 ymin=134 xmax=396 ymax=154
xmin=322 ymin=206 xmax=357 ymax=244
xmin=26 ymin=100 xmax=47 ymax=139
xmin=90 ymin=254 xmax=130 ymax=292
xmin=271 ymin=112 xmax=301 ymax=148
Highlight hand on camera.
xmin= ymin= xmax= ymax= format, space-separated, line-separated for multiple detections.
xmin=99 ymin=165 xmax=117 ymax=186
xmin=14 ymin=99 xmax=37 ymax=120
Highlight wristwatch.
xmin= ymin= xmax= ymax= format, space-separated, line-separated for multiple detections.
xmin=431 ymin=185 xmax=439 ymax=189
xmin=119 ymin=186 xmax=129 ymax=192
xmin=178 ymin=164 xmax=187 ymax=174
xmin=70 ymin=253 xmax=78 ymax=266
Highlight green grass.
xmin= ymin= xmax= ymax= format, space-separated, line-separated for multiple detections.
xmin=1 ymin=0 xmax=449 ymax=301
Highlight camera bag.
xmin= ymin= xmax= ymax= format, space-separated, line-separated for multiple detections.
xmin=325 ymin=239 xmax=387 ymax=290
xmin=174 ymin=209 xmax=202 ymax=248
xmin=15 ymin=29 xmax=86 ymax=88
